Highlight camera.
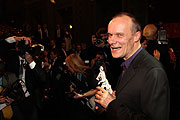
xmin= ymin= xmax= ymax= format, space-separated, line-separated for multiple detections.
xmin=94 ymin=36 xmax=103 ymax=45
xmin=17 ymin=40 xmax=44 ymax=57
xmin=157 ymin=22 xmax=168 ymax=45
xmin=31 ymin=44 xmax=44 ymax=52
xmin=95 ymin=56 xmax=103 ymax=67
xmin=17 ymin=39 xmax=32 ymax=56
xmin=92 ymin=56 xmax=104 ymax=74
xmin=31 ymin=44 xmax=44 ymax=57
xmin=157 ymin=29 xmax=168 ymax=45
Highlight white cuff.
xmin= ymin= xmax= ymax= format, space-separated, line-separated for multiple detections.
xmin=5 ymin=36 xmax=16 ymax=43
xmin=29 ymin=61 xmax=36 ymax=69
xmin=0 ymin=103 xmax=7 ymax=110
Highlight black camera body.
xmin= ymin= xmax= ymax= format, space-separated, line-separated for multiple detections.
xmin=17 ymin=40 xmax=32 ymax=56
xmin=157 ymin=22 xmax=168 ymax=45
xmin=95 ymin=36 xmax=103 ymax=45
xmin=95 ymin=56 xmax=103 ymax=67
xmin=92 ymin=56 xmax=104 ymax=74
xmin=17 ymin=40 xmax=42 ymax=57
xmin=157 ymin=29 xmax=168 ymax=45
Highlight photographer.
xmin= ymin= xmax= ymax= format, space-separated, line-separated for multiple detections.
xmin=3 ymin=36 xmax=47 ymax=120
xmin=91 ymin=50 xmax=116 ymax=90
xmin=86 ymin=28 xmax=113 ymax=67
xmin=95 ymin=28 xmax=112 ymax=62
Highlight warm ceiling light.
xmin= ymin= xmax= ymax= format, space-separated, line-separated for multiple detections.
xmin=69 ymin=25 xmax=72 ymax=29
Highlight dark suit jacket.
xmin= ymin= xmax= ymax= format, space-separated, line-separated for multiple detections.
xmin=5 ymin=49 xmax=46 ymax=109
xmin=106 ymin=49 xmax=170 ymax=120
xmin=2 ymin=72 xmax=17 ymax=89
xmin=49 ymin=57 xmax=64 ymax=89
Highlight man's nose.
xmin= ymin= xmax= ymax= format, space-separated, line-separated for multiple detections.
xmin=108 ymin=35 xmax=115 ymax=45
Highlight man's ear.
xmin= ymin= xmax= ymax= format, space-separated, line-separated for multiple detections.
xmin=134 ymin=31 xmax=141 ymax=42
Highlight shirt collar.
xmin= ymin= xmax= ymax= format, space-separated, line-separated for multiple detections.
xmin=19 ymin=56 xmax=26 ymax=65
xmin=19 ymin=56 xmax=25 ymax=61
xmin=121 ymin=47 xmax=143 ymax=69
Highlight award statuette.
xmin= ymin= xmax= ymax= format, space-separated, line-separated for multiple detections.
xmin=96 ymin=66 xmax=113 ymax=94
xmin=95 ymin=66 xmax=113 ymax=108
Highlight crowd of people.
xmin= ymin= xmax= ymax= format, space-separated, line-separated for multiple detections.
xmin=0 ymin=12 xmax=179 ymax=120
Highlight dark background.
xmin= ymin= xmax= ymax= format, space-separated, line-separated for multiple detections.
xmin=0 ymin=0 xmax=179 ymax=43
xmin=0 ymin=0 xmax=180 ymax=119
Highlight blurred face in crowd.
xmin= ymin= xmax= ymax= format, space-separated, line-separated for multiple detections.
xmin=43 ymin=50 xmax=48 ymax=56
xmin=50 ymin=40 xmax=56 ymax=47
xmin=91 ymin=35 xmax=96 ymax=44
xmin=38 ymin=24 xmax=41 ymax=29
xmin=99 ymin=33 xmax=108 ymax=41
xmin=65 ymin=31 xmax=69 ymax=35
xmin=50 ymin=51 xmax=57 ymax=60
xmin=107 ymin=15 xmax=141 ymax=60
xmin=95 ymin=54 xmax=104 ymax=61
xmin=76 ymin=44 xmax=81 ymax=51
xmin=61 ymin=42 xmax=66 ymax=50
xmin=57 ymin=24 xmax=60 ymax=29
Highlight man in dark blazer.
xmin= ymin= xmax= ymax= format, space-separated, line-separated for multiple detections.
xmin=95 ymin=12 xmax=170 ymax=120
xmin=4 ymin=36 xmax=47 ymax=120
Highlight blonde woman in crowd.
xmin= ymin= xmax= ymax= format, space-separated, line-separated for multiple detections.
xmin=64 ymin=53 xmax=98 ymax=120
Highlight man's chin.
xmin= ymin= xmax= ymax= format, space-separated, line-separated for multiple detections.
xmin=112 ymin=53 xmax=121 ymax=58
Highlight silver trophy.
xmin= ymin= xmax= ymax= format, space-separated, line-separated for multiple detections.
xmin=96 ymin=66 xmax=113 ymax=94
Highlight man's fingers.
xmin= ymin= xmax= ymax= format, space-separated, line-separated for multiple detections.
xmin=95 ymin=93 xmax=101 ymax=100
xmin=96 ymin=86 xmax=107 ymax=93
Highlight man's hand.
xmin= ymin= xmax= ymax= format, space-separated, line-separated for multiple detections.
xmin=0 ymin=96 xmax=6 ymax=103
xmin=154 ymin=49 xmax=160 ymax=60
xmin=73 ymin=91 xmax=84 ymax=99
xmin=0 ymin=96 xmax=14 ymax=105
xmin=94 ymin=86 xmax=116 ymax=109
xmin=4 ymin=96 xmax=14 ymax=106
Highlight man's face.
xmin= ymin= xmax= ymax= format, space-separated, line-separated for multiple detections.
xmin=107 ymin=16 xmax=138 ymax=60
xmin=76 ymin=45 xmax=81 ymax=51
xmin=50 ymin=51 xmax=57 ymax=60
xmin=91 ymin=35 xmax=96 ymax=44
xmin=100 ymin=33 xmax=108 ymax=41
xmin=50 ymin=40 xmax=55 ymax=46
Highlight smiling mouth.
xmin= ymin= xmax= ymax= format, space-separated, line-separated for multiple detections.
xmin=111 ymin=46 xmax=122 ymax=50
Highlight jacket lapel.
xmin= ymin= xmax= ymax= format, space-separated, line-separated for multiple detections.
xmin=116 ymin=66 xmax=136 ymax=93
xmin=116 ymin=49 xmax=146 ymax=94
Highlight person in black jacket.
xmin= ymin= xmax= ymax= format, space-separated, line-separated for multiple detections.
xmin=95 ymin=12 xmax=170 ymax=120
xmin=0 ymin=59 xmax=15 ymax=120
xmin=3 ymin=36 xmax=47 ymax=120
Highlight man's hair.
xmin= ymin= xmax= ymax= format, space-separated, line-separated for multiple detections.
xmin=50 ymin=48 xmax=59 ymax=56
xmin=96 ymin=27 xmax=107 ymax=36
xmin=112 ymin=12 xmax=142 ymax=35
xmin=143 ymin=24 xmax=157 ymax=39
